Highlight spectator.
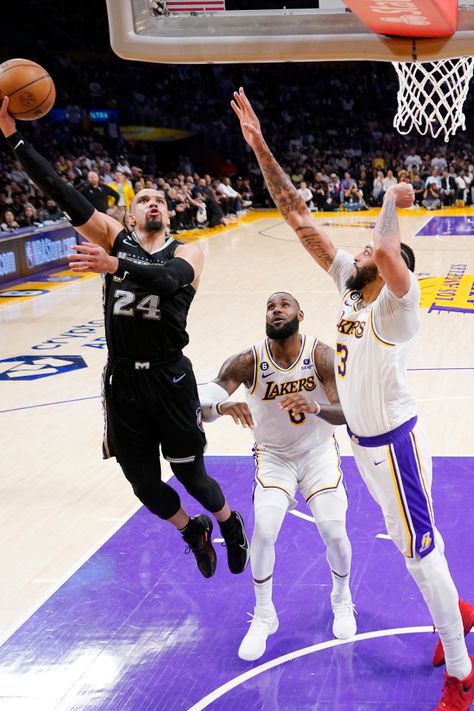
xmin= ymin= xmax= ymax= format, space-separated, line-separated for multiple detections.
xmin=411 ymin=173 xmax=425 ymax=206
xmin=455 ymin=169 xmax=472 ymax=206
xmin=439 ymin=168 xmax=457 ymax=207
xmin=327 ymin=173 xmax=341 ymax=209
xmin=404 ymin=149 xmax=422 ymax=173
xmin=1 ymin=208 xmax=21 ymax=231
xmin=422 ymin=182 xmax=441 ymax=210
xmin=107 ymin=170 xmax=134 ymax=223
xmin=382 ymin=169 xmax=398 ymax=192
xmin=371 ymin=170 xmax=385 ymax=206
xmin=79 ymin=170 xmax=120 ymax=214
xmin=297 ymin=180 xmax=315 ymax=210
xmin=19 ymin=205 xmax=41 ymax=228
xmin=38 ymin=199 xmax=64 ymax=222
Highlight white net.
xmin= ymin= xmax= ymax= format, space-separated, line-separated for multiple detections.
xmin=392 ymin=57 xmax=474 ymax=143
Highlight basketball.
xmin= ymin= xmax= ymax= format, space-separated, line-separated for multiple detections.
xmin=0 ymin=58 xmax=56 ymax=120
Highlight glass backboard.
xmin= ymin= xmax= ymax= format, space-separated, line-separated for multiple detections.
xmin=105 ymin=0 xmax=474 ymax=64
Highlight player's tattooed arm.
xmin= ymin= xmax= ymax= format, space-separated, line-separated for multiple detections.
xmin=294 ymin=224 xmax=337 ymax=271
xmin=211 ymin=349 xmax=255 ymax=428
xmin=214 ymin=348 xmax=255 ymax=394
xmin=314 ymin=342 xmax=347 ymax=425
xmin=373 ymin=184 xmax=413 ymax=297
xmin=231 ymin=86 xmax=336 ymax=271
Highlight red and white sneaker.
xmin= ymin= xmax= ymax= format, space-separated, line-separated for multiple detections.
xmin=433 ymin=600 xmax=474 ymax=667
xmin=434 ymin=657 xmax=474 ymax=710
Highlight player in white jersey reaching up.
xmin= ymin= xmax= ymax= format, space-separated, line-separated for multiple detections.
xmin=198 ymin=292 xmax=356 ymax=661
xmin=231 ymin=87 xmax=474 ymax=711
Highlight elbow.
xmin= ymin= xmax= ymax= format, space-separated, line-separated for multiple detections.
xmin=373 ymin=244 xmax=398 ymax=267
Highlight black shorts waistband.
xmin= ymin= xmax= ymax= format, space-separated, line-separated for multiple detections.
xmin=108 ymin=353 xmax=182 ymax=370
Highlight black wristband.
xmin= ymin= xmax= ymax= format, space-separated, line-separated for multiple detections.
xmin=6 ymin=130 xmax=25 ymax=151
xmin=114 ymin=256 xmax=195 ymax=295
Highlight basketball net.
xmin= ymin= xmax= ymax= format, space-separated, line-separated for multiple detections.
xmin=392 ymin=57 xmax=474 ymax=142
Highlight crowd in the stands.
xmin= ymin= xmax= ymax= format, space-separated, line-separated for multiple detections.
xmin=1 ymin=0 xmax=474 ymax=234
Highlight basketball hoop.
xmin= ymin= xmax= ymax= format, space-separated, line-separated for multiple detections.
xmin=392 ymin=57 xmax=474 ymax=142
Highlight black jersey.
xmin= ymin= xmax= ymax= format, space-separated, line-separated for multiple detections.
xmin=104 ymin=230 xmax=195 ymax=362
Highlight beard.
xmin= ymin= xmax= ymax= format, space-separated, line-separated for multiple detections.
xmin=144 ymin=217 xmax=164 ymax=232
xmin=266 ymin=315 xmax=299 ymax=340
xmin=345 ymin=264 xmax=378 ymax=291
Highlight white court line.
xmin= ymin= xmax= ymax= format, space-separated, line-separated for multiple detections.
xmin=290 ymin=512 xmax=393 ymax=543
xmin=289 ymin=509 xmax=314 ymax=523
xmin=0 ymin=502 xmax=143 ymax=647
xmin=417 ymin=396 xmax=474 ymax=402
xmin=186 ymin=625 xmax=433 ymax=711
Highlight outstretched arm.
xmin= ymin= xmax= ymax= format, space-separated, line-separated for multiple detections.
xmin=0 ymin=97 xmax=121 ymax=251
xmin=198 ymin=350 xmax=255 ymax=428
xmin=231 ymin=87 xmax=336 ymax=272
xmin=373 ymin=183 xmax=414 ymax=297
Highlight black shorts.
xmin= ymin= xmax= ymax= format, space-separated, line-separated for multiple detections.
xmin=102 ymin=355 xmax=206 ymax=463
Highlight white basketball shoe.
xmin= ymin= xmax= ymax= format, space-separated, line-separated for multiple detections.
xmin=331 ymin=595 xmax=357 ymax=640
xmin=238 ymin=609 xmax=279 ymax=661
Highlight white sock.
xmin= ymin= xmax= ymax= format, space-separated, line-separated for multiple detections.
xmin=254 ymin=578 xmax=275 ymax=617
xmin=406 ymin=547 xmax=470 ymax=679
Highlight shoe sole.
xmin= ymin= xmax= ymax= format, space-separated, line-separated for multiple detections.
xmin=238 ymin=617 xmax=279 ymax=661
xmin=196 ymin=516 xmax=217 ymax=579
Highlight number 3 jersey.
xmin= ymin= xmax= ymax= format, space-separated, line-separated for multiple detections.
xmin=103 ymin=230 xmax=195 ymax=362
xmin=328 ymin=249 xmax=419 ymax=437
xmin=246 ymin=335 xmax=335 ymax=456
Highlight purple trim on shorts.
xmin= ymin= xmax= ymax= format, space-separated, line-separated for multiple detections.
xmin=347 ymin=416 xmax=418 ymax=448
xmin=391 ymin=434 xmax=435 ymax=558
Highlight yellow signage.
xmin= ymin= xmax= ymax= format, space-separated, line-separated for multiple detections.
xmin=120 ymin=125 xmax=195 ymax=142
xmin=419 ymin=266 xmax=474 ymax=314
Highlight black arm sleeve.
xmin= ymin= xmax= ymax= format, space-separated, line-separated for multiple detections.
xmin=115 ymin=256 xmax=195 ymax=295
xmin=106 ymin=185 xmax=120 ymax=204
xmin=6 ymin=131 xmax=95 ymax=227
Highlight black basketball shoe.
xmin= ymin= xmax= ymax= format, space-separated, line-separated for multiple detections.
xmin=181 ymin=514 xmax=217 ymax=578
xmin=219 ymin=511 xmax=249 ymax=574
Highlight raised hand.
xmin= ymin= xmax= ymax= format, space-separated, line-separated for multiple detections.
xmin=68 ymin=242 xmax=118 ymax=274
xmin=230 ymin=87 xmax=264 ymax=151
xmin=0 ymin=97 xmax=17 ymax=138
xmin=386 ymin=182 xmax=414 ymax=209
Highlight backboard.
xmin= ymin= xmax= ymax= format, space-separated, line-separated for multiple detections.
xmin=105 ymin=0 xmax=474 ymax=64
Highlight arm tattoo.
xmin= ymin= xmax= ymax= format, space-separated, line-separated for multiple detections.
xmin=256 ymin=150 xmax=306 ymax=219
xmin=316 ymin=343 xmax=340 ymax=404
xmin=215 ymin=350 xmax=255 ymax=392
xmin=376 ymin=192 xmax=399 ymax=244
xmin=295 ymin=225 xmax=334 ymax=268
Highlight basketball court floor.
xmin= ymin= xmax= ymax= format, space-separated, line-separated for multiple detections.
xmin=0 ymin=207 xmax=473 ymax=709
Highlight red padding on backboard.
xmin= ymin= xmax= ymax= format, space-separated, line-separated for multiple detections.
xmin=341 ymin=0 xmax=458 ymax=38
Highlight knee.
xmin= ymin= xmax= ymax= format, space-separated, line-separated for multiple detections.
xmin=317 ymin=520 xmax=346 ymax=544
xmin=252 ymin=516 xmax=280 ymax=548
xmin=120 ymin=461 xmax=180 ymax=519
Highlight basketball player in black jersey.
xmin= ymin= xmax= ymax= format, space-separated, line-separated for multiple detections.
xmin=0 ymin=96 xmax=249 ymax=580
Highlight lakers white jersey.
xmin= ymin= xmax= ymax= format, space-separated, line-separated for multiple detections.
xmin=246 ymin=335 xmax=335 ymax=455
xmin=328 ymin=249 xmax=419 ymax=436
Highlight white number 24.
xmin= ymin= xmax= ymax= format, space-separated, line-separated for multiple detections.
xmin=113 ymin=289 xmax=161 ymax=320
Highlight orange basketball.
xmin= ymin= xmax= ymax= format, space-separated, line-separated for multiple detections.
xmin=0 ymin=58 xmax=56 ymax=121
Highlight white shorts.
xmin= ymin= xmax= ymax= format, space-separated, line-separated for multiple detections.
xmin=253 ymin=435 xmax=348 ymax=523
xmin=350 ymin=418 xmax=434 ymax=559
